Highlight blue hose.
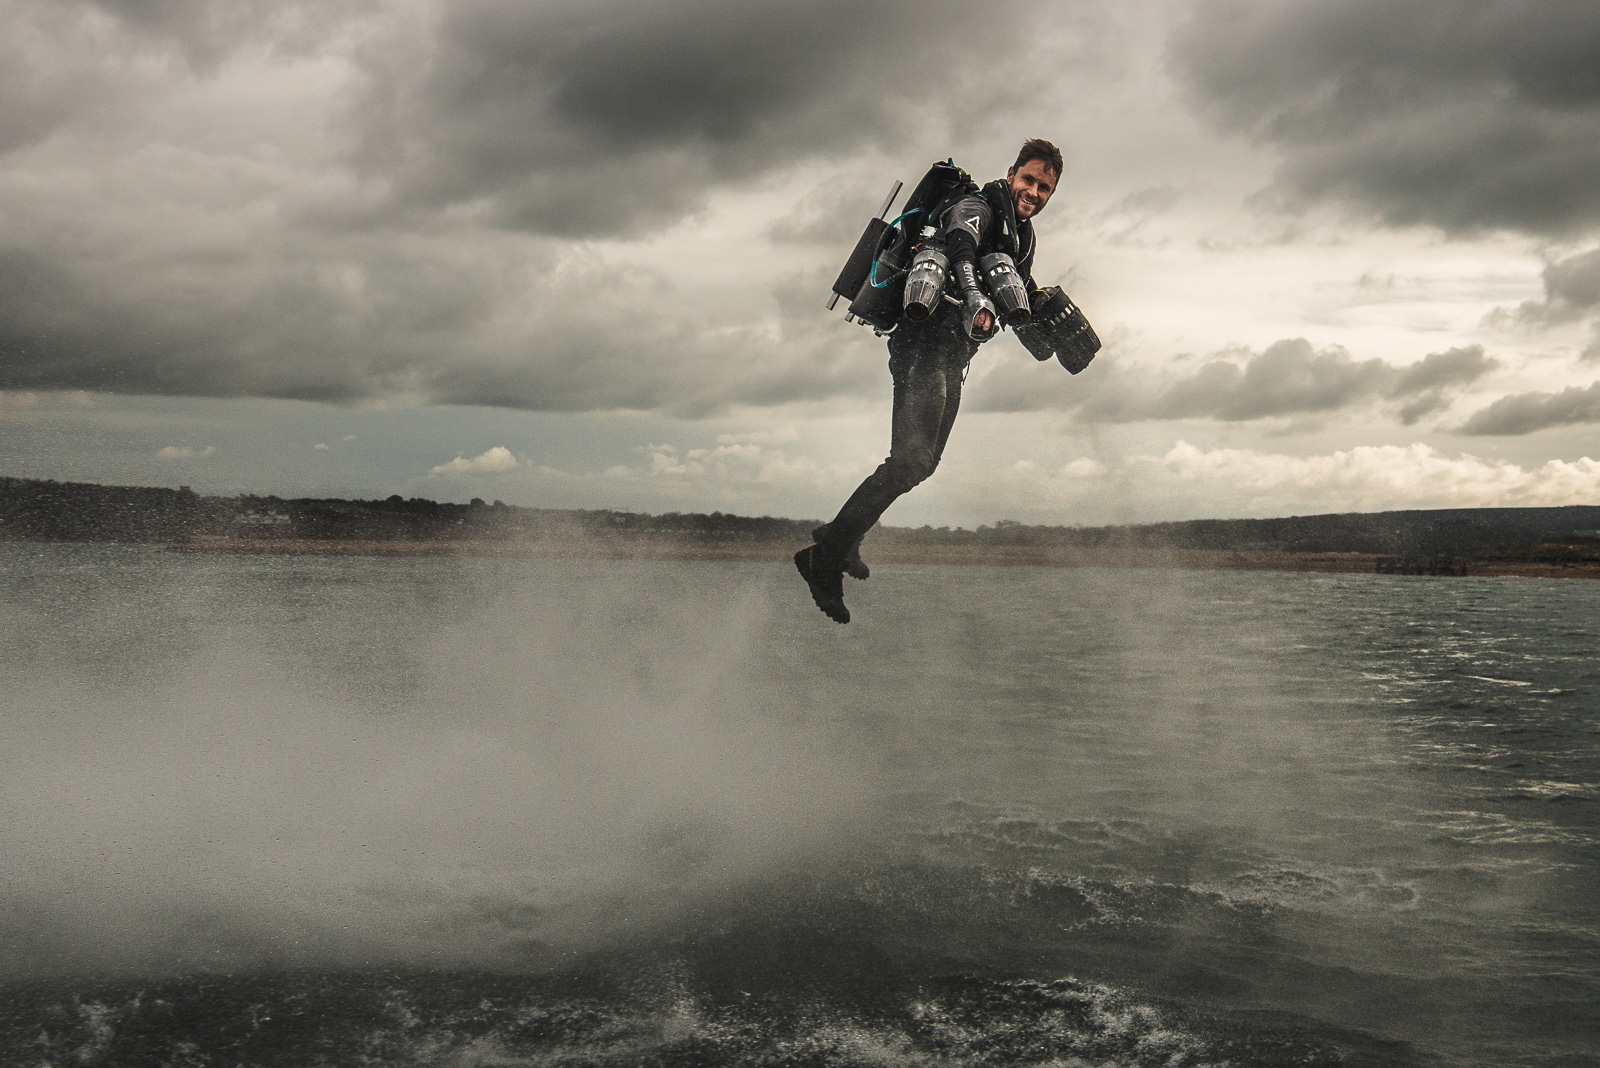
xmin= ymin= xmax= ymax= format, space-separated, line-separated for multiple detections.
xmin=869 ymin=209 xmax=923 ymax=288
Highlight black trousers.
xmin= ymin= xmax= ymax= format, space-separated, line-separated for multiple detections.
xmin=818 ymin=320 xmax=977 ymax=551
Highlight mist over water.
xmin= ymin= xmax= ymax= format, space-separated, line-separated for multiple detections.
xmin=2 ymin=544 xmax=1596 ymax=1066
xmin=2 ymin=548 xmax=876 ymax=976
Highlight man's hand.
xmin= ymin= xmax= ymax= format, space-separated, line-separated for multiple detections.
xmin=963 ymin=297 xmax=997 ymax=341
xmin=953 ymin=260 xmax=998 ymax=341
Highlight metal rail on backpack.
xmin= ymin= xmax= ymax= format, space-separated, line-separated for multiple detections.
xmin=827 ymin=180 xmax=907 ymax=333
xmin=828 ymin=180 xmax=901 ymax=316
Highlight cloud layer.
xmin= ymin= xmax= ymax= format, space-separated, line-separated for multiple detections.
xmin=361 ymin=0 xmax=1054 ymax=237
xmin=4 ymin=0 xmax=1598 ymax=527
xmin=1171 ymin=0 xmax=1600 ymax=235
xmin=0 ymin=0 xmax=1117 ymax=414
xmin=1458 ymin=380 xmax=1600 ymax=435
xmin=1131 ymin=440 xmax=1600 ymax=514
xmin=483 ymin=429 xmax=1600 ymax=523
xmin=972 ymin=339 xmax=1498 ymax=425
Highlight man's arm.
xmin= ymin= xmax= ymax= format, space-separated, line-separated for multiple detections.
xmin=940 ymin=194 xmax=990 ymax=267
xmin=938 ymin=195 xmax=997 ymax=340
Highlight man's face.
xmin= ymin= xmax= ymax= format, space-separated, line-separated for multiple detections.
xmin=1006 ymin=158 xmax=1057 ymax=222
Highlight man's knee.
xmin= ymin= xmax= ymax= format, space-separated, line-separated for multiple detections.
xmin=884 ymin=447 xmax=938 ymax=491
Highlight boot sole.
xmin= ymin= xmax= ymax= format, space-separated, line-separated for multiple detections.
xmin=794 ymin=547 xmax=850 ymax=624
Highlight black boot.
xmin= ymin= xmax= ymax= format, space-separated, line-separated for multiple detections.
xmin=812 ymin=525 xmax=869 ymax=580
xmin=794 ymin=544 xmax=849 ymax=624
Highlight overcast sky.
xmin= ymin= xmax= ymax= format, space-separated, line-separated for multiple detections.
xmin=3 ymin=0 xmax=1599 ymax=525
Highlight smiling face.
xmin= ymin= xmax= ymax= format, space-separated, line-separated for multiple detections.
xmin=1005 ymin=158 xmax=1058 ymax=222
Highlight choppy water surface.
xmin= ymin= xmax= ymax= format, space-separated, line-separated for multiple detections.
xmin=1 ymin=544 xmax=1596 ymax=1067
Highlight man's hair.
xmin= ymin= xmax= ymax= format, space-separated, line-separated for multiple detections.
xmin=1012 ymin=138 xmax=1063 ymax=180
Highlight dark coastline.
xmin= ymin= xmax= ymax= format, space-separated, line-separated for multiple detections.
xmin=5 ymin=475 xmax=1599 ymax=579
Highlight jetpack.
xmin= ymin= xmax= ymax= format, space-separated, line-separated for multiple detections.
xmin=826 ymin=159 xmax=1103 ymax=374
xmin=827 ymin=160 xmax=978 ymax=332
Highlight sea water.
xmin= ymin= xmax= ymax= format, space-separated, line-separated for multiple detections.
xmin=1 ymin=543 xmax=1595 ymax=1067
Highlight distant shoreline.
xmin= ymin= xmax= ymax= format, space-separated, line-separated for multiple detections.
xmin=7 ymin=475 xmax=1600 ymax=579
xmin=163 ymin=537 xmax=1600 ymax=580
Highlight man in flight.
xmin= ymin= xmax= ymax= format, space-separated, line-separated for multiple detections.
xmin=796 ymin=138 xmax=1064 ymax=623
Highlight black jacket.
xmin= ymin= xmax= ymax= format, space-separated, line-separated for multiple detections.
xmin=923 ymin=179 xmax=1039 ymax=338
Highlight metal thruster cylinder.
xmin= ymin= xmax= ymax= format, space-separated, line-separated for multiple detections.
xmin=979 ymin=252 xmax=1031 ymax=324
xmin=902 ymin=245 xmax=949 ymax=321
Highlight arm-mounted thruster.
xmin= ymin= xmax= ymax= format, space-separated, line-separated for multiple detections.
xmin=979 ymin=252 xmax=1030 ymax=325
xmin=902 ymin=245 xmax=950 ymax=321
xmin=1014 ymin=286 xmax=1102 ymax=373
xmin=952 ymin=259 xmax=998 ymax=341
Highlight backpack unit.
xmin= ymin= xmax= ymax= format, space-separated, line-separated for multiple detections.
xmin=828 ymin=160 xmax=978 ymax=332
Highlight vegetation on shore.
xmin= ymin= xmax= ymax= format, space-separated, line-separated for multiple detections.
xmin=3 ymin=475 xmax=1598 ymax=576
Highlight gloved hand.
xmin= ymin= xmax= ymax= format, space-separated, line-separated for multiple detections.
xmin=952 ymin=260 xmax=997 ymax=341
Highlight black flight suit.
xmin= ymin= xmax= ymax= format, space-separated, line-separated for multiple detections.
xmin=814 ymin=179 xmax=1039 ymax=558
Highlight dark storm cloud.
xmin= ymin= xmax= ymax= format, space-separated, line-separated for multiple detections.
xmin=1390 ymin=346 xmax=1500 ymax=424
xmin=1169 ymin=0 xmax=1600 ymax=235
xmin=0 ymin=0 xmax=371 ymax=155
xmin=1544 ymin=250 xmax=1600 ymax=311
xmin=0 ymin=205 xmax=884 ymax=415
xmin=1512 ymin=248 xmax=1600 ymax=362
xmin=0 ymin=1 xmax=174 ymax=155
xmin=0 ymin=0 xmax=1109 ymax=412
xmin=1457 ymin=381 xmax=1600 ymax=435
xmin=971 ymin=339 xmax=1497 ymax=423
xmin=356 ymin=0 xmax=1048 ymax=237
xmin=0 ymin=16 xmax=90 ymax=154
xmin=1084 ymin=340 xmax=1497 ymax=424
xmin=768 ymin=180 xmax=892 ymax=246
xmin=1517 ymin=248 xmax=1600 ymax=323
xmin=1147 ymin=339 xmax=1385 ymax=421
xmin=419 ymin=265 xmax=885 ymax=418
xmin=0 ymin=243 xmax=426 ymax=402
xmin=85 ymin=0 xmax=366 ymax=67
xmin=1391 ymin=347 xmax=1497 ymax=395
xmin=0 ymin=236 xmax=882 ymax=417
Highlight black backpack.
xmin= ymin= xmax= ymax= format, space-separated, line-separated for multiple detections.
xmin=829 ymin=159 xmax=979 ymax=331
